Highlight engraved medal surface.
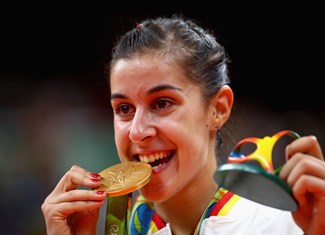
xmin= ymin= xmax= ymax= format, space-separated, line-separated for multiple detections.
xmin=94 ymin=161 xmax=152 ymax=196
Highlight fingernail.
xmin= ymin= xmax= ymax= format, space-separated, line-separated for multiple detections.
xmin=91 ymin=173 xmax=101 ymax=178
xmin=96 ymin=190 xmax=105 ymax=195
xmin=91 ymin=178 xmax=100 ymax=183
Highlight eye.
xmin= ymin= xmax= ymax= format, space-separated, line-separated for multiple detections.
xmin=115 ymin=104 xmax=135 ymax=117
xmin=153 ymin=98 xmax=174 ymax=111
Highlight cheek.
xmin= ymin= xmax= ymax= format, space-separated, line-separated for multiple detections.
xmin=114 ymin=122 xmax=129 ymax=155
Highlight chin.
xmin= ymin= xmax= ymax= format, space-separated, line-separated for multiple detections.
xmin=138 ymin=185 xmax=168 ymax=202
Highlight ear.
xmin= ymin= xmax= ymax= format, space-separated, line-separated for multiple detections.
xmin=209 ymin=85 xmax=234 ymax=130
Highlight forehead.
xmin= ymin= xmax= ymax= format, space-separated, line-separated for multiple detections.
xmin=110 ymin=55 xmax=190 ymax=90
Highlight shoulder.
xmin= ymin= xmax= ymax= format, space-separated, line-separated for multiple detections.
xmin=201 ymin=197 xmax=303 ymax=234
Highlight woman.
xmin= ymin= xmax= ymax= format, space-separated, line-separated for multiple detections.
xmin=41 ymin=15 xmax=325 ymax=234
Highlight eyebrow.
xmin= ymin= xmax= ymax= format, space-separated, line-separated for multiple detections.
xmin=110 ymin=84 xmax=182 ymax=100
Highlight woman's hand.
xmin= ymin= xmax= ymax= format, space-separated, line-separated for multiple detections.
xmin=41 ymin=165 xmax=107 ymax=235
xmin=280 ymin=135 xmax=325 ymax=235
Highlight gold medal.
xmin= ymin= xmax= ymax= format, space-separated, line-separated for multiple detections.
xmin=94 ymin=161 xmax=152 ymax=196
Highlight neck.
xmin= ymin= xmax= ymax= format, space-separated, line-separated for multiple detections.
xmin=154 ymin=176 xmax=218 ymax=235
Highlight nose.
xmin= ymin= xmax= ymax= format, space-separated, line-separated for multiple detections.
xmin=129 ymin=109 xmax=156 ymax=143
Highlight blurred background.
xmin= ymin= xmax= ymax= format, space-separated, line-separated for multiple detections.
xmin=1 ymin=3 xmax=324 ymax=235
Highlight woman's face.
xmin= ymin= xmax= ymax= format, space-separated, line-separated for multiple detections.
xmin=110 ymin=55 xmax=216 ymax=202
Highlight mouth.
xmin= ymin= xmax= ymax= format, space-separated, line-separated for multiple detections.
xmin=137 ymin=151 xmax=174 ymax=170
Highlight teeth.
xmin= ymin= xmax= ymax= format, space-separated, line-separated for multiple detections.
xmin=152 ymin=163 xmax=166 ymax=170
xmin=139 ymin=152 xmax=168 ymax=163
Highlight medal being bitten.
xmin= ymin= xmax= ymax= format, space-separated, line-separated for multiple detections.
xmin=94 ymin=161 xmax=152 ymax=196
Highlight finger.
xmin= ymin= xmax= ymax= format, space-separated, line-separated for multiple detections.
xmin=42 ymin=190 xmax=106 ymax=219
xmin=62 ymin=200 xmax=105 ymax=218
xmin=51 ymin=165 xmax=102 ymax=195
xmin=280 ymin=153 xmax=325 ymax=183
xmin=286 ymin=135 xmax=323 ymax=161
xmin=52 ymin=189 xmax=107 ymax=204
xmin=43 ymin=197 xmax=106 ymax=220
xmin=292 ymin=174 xmax=325 ymax=207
